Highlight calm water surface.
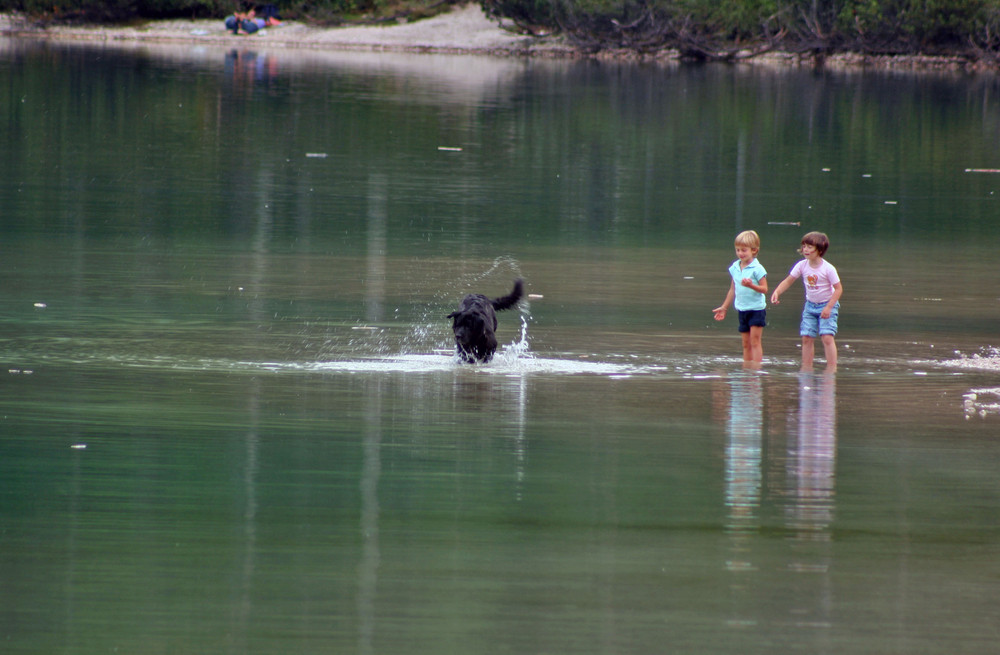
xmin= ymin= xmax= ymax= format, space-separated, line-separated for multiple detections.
xmin=1 ymin=38 xmax=999 ymax=654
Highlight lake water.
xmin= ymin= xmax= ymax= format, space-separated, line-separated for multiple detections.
xmin=1 ymin=37 xmax=999 ymax=654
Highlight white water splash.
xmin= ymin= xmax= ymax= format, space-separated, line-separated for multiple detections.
xmin=963 ymin=387 xmax=1000 ymax=419
xmin=942 ymin=346 xmax=1000 ymax=372
xmin=299 ymin=314 xmax=643 ymax=376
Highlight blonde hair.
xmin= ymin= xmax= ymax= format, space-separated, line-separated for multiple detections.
xmin=734 ymin=230 xmax=761 ymax=251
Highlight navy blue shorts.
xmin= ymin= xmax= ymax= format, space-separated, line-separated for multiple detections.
xmin=738 ymin=309 xmax=766 ymax=333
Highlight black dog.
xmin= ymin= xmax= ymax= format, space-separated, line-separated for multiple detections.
xmin=447 ymin=279 xmax=524 ymax=363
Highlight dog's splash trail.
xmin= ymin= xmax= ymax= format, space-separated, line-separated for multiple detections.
xmin=494 ymin=314 xmax=533 ymax=366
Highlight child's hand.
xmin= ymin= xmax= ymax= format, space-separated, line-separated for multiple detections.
xmin=740 ymin=278 xmax=754 ymax=288
xmin=712 ymin=307 xmax=727 ymax=321
xmin=821 ymin=307 xmax=832 ymax=319
xmin=770 ymin=291 xmax=780 ymax=304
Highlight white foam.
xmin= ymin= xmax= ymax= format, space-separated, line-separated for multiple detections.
xmin=294 ymin=351 xmax=640 ymax=376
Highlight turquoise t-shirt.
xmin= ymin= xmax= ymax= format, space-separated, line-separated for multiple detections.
xmin=728 ymin=258 xmax=767 ymax=311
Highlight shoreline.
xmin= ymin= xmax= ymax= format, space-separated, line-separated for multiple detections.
xmin=1 ymin=4 xmax=996 ymax=72
xmin=0 ymin=5 xmax=575 ymax=58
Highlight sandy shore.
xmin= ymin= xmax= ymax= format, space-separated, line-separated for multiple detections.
xmin=0 ymin=4 xmax=576 ymax=58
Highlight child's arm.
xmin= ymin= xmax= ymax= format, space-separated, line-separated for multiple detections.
xmin=713 ymin=281 xmax=735 ymax=321
xmin=770 ymin=275 xmax=796 ymax=304
xmin=820 ymin=282 xmax=843 ymax=319
xmin=741 ymin=274 xmax=767 ymax=295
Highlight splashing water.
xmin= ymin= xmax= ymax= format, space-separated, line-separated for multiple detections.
xmin=493 ymin=314 xmax=533 ymax=367
xmin=943 ymin=346 xmax=1000 ymax=372
xmin=963 ymin=387 xmax=1000 ymax=420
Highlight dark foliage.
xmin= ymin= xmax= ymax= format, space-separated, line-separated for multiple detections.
xmin=480 ymin=0 xmax=1000 ymax=60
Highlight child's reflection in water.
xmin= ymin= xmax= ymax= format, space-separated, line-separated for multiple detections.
xmin=788 ymin=372 xmax=837 ymax=539
xmin=721 ymin=370 xmax=838 ymax=631
xmin=724 ymin=371 xmax=763 ymax=543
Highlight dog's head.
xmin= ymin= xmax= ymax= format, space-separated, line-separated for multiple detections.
xmin=448 ymin=309 xmax=488 ymax=346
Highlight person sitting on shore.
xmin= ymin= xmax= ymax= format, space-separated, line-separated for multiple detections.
xmin=225 ymin=5 xmax=280 ymax=35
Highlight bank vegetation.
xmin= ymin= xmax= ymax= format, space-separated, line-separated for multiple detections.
xmin=2 ymin=0 xmax=999 ymax=65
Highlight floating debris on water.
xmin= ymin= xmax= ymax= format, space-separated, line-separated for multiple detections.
xmin=767 ymin=221 xmax=801 ymax=226
xmin=351 ymin=326 xmax=379 ymax=330
xmin=964 ymin=168 xmax=1000 ymax=173
xmin=437 ymin=146 xmax=463 ymax=151
xmin=787 ymin=563 xmax=829 ymax=573
xmin=305 ymin=153 xmax=328 ymax=158
xmin=884 ymin=201 xmax=898 ymax=205
xmin=726 ymin=560 xmax=757 ymax=572
xmin=527 ymin=294 xmax=544 ymax=299
xmin=71 ymin=444 xmax=87 ymax=450
xmin=34 ymin=302 xmax=46 ymax=308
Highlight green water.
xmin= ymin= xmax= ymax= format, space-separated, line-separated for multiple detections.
xmin=1 ymin=39 xmax=999 ymax=654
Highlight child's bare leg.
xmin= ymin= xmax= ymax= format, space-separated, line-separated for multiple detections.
xmin=740 ymin=330 xmax=763 ymax=369
xmin=801 ymin=336 xmax=815 ymax=371
xmin=749 ymin=325 xmax=764 ymax=363
xmin=821 ymin=334 xmax=837 ymax=371
xmin=741 ymin=332 xmax=754 ymax=362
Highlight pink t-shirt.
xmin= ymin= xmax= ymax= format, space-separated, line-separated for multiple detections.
xmin=789 ymin=259 xmax=840 ymax=304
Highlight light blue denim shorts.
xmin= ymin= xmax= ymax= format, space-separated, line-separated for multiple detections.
xmin=800 ymin=301 xmax=839 ymax=338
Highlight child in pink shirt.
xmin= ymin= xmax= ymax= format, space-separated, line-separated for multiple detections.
xmin=771 ymin=232 xmax=843 ymax=371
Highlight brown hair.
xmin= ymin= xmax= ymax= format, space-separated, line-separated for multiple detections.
xmin=800 ymin=231 xmax=829 ymax=256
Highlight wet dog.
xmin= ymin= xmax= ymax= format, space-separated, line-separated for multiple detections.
xmin=447 ymin=279 xmax=524 ymax=363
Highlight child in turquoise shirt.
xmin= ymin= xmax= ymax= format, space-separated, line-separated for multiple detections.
xmin=713 ymin=230 xmax=768 ymax=367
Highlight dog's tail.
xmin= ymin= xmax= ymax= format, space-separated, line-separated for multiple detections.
xmin=492 ymin=278 xmax=524 ymax=312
